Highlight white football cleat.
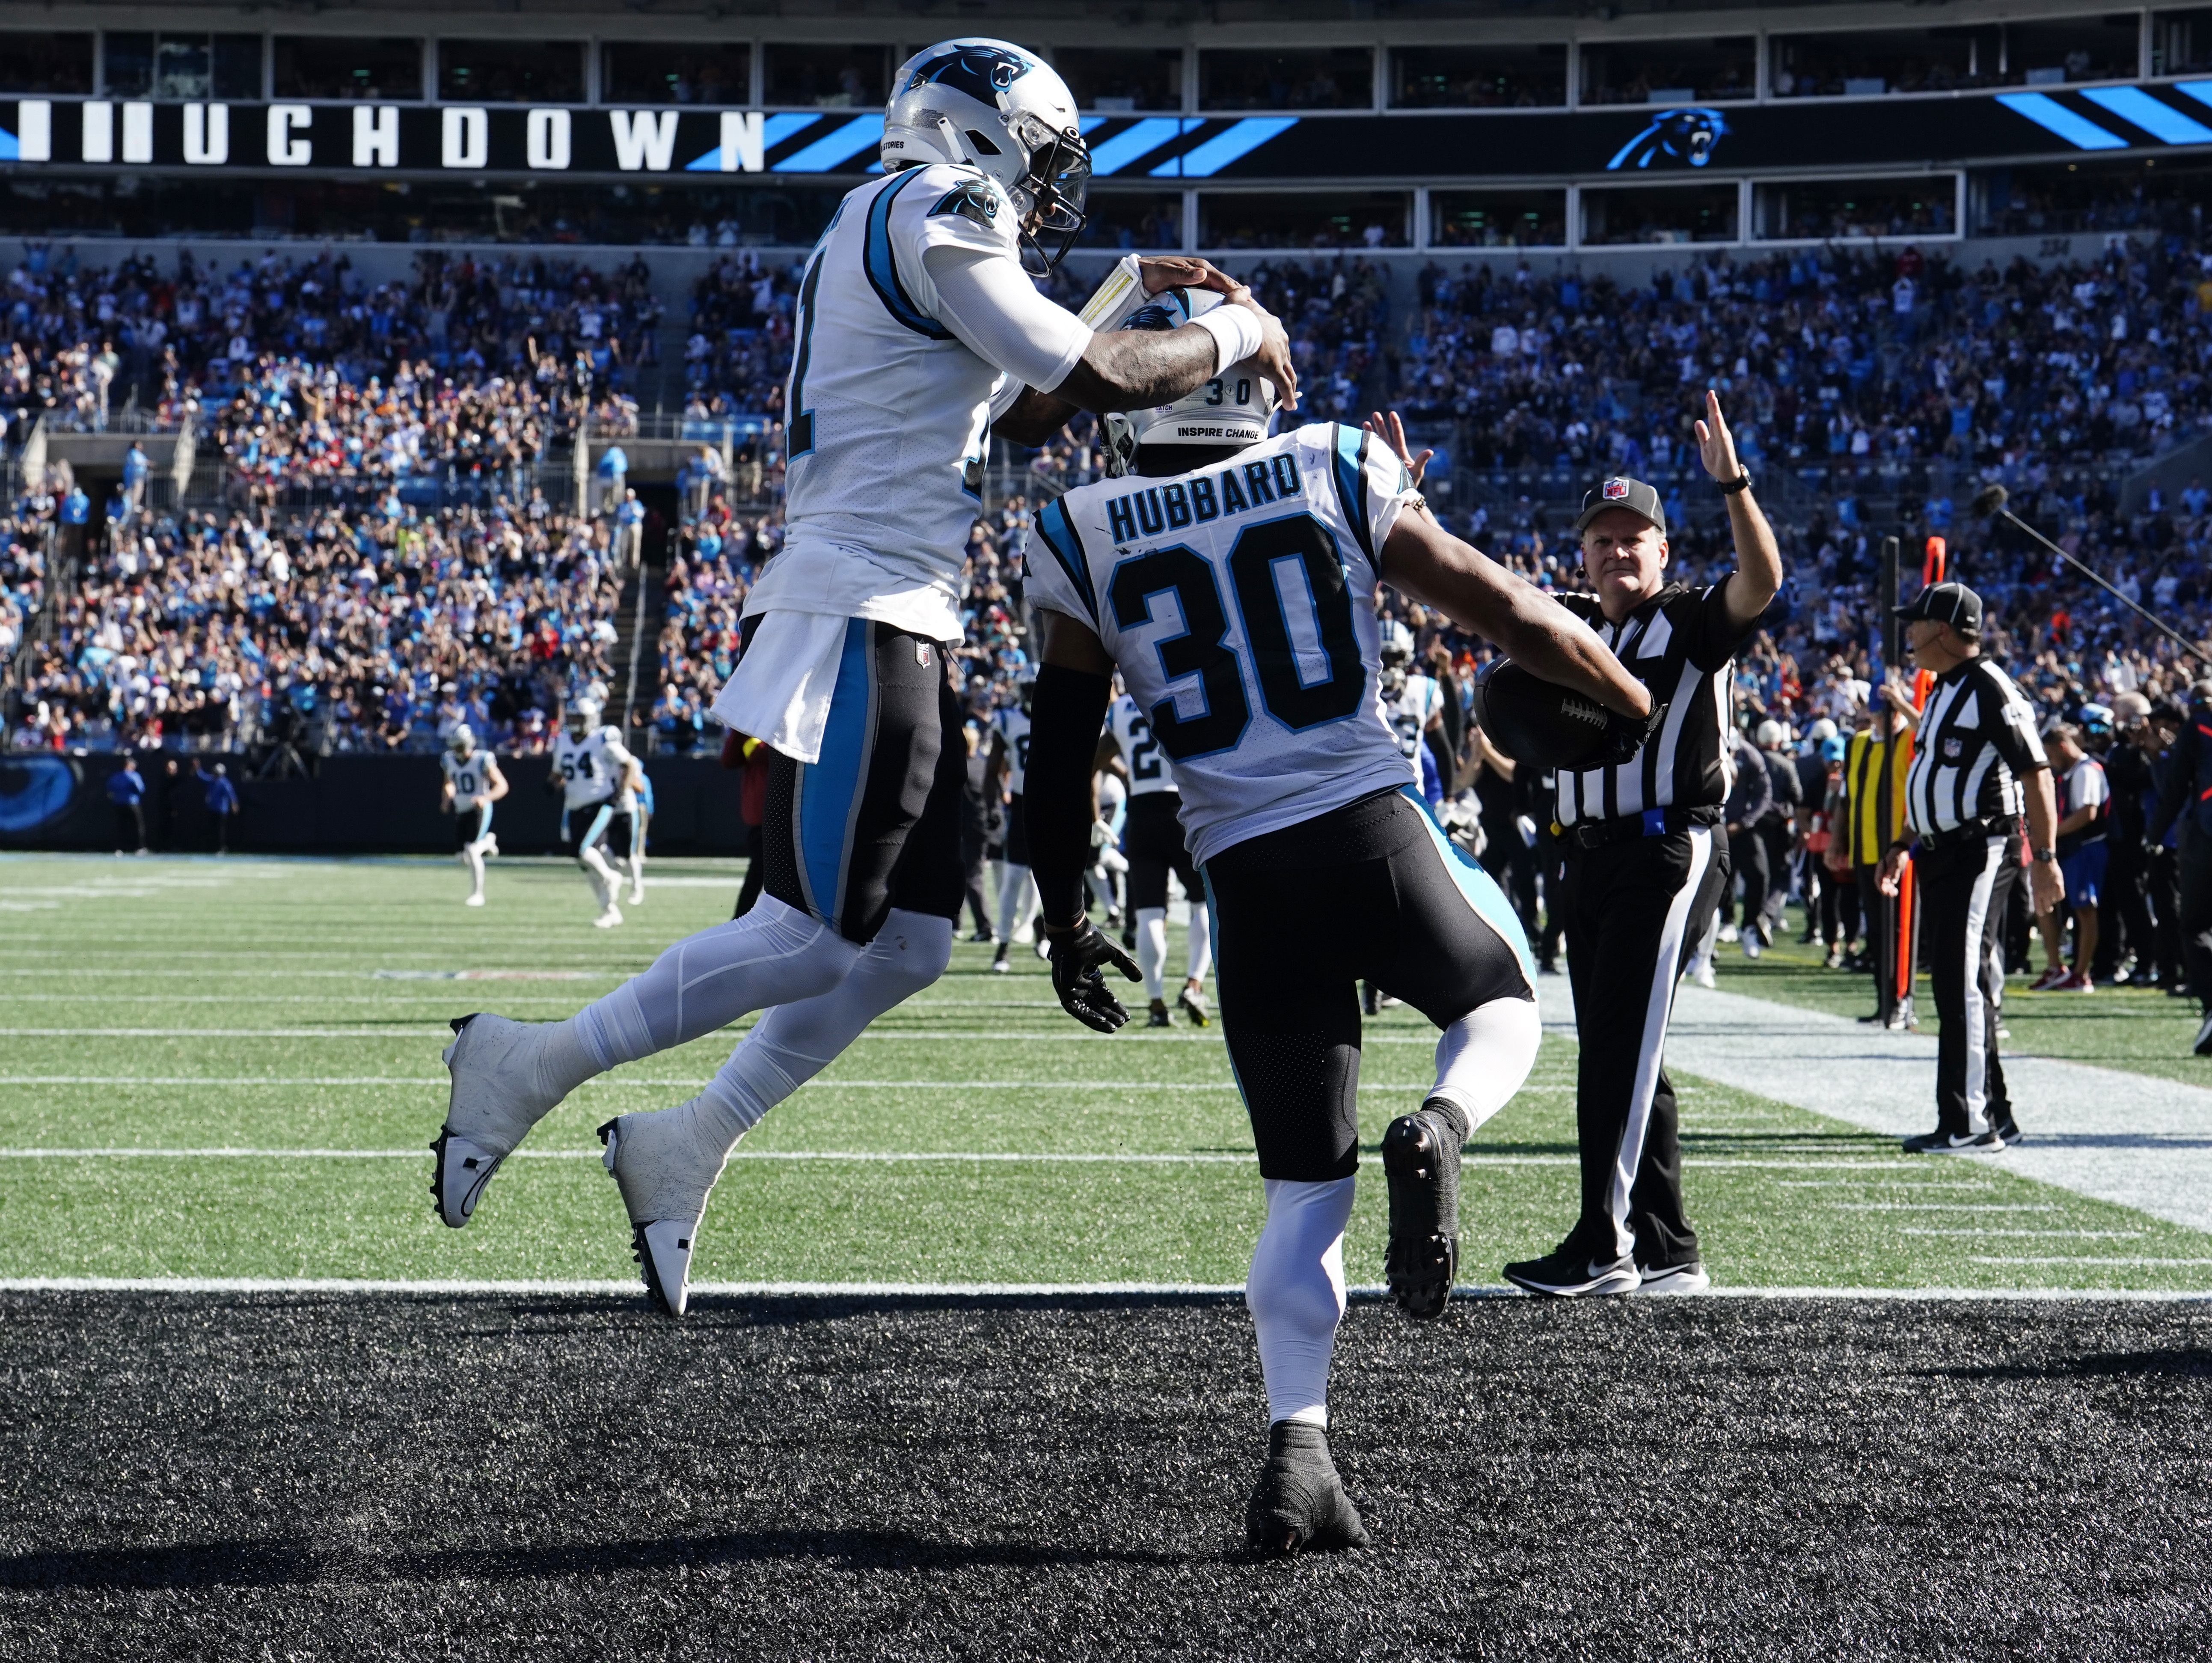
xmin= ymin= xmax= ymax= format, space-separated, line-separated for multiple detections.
xmin=465 ymin=893 xmax=486 ymax=907
xmin=477 ymin=835 xmax=499 ymax=858
xmin=597 ymin=1109 xmax=730 ymax=1317
xmin=628 ymin=886 xmax=645 ymax=906
xmin=593 ymin=903 xmax=624 ymax=929
xmin=431 ymin=1013 xmax=570 ymax=1228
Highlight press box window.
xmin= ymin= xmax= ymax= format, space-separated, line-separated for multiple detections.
xmin=1200 ymin=48 xmax=1374 ymax=111
xmin=437 ymin=41 xmax=586 ymax=104
xmin=273 ymin=38 xmax=424 ymax=101
xmin=763 ymin=45 xmax=890 ymax=108
xmin=1753 ymin=177 xmax=1957 ymax=240
xmin=2154 ymin=9 xmax=2212 ymax=75
xmin=0 ymin=33 xmax=92 ymax=95
xmin=1078 ymin=193 xmax=1184 ymax=250
xmin=1580 ymin=37 xmax=1755 ymax=105
xmin=1198 ymin=190 xmax=1408 ymax=250
xmin=1431 ymin=190 xmax=1567 ymax=247
xmin=1770 ymin=28 xmax=1986 ymax=97
xmin=104 ymin=33 xmax=264 ymax=99
xmin=1390 ymin=44 xmax=1566 ymax=108
xmin=1580 ymin=184 xmax=1739 ymax=245
xmin=602 ymin=43 xmax=751 ymax=105
xmin=1054 ymin=48 xmax=1182 ymax=112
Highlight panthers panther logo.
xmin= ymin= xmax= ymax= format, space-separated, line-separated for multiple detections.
xmin=1605 ymin=107 xmax=1728 ymax=171
xmin=902 ymin=46 xmax=1032 ymax=103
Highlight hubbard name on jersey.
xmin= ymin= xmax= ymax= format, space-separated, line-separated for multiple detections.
xmin=555 ymin=728 xmax=635 ymax=812
xmin=1026 ymin=423 xmax=1421 ymax=865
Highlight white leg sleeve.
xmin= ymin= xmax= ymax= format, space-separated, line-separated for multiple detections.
xmin=1247 ymin=1175 xmax=1357 ymax=1428
xmin=995 ymin=862 xmax=1025 ymax=945
xmin=1426 ymin=994 xmax=1542 ymax=1137
xmin=461 ymin=845 xmax=485 ymax=899
xmin=580 ymin=845 xmax=619 ymax=906
xmin=687 ymin=910 xmax=953 ymax=1149
xmin=1086 ymin=868 xmax=1116 ymax=915
xmin=1185 ymin=902 xmax=1211 ymax=984
xmin=568 ymin=893 xmax=862 ymax=1071
xmin=1136 ymin=907 xmax=1167 ymax=1001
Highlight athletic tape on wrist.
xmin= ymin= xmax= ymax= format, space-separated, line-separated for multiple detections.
xmin=1192 ymin=307 xmax=1264 ymax=376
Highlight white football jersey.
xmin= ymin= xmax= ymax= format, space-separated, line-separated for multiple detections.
xmin=1107 ymin=693 xmax=1177 ymax=799
xmin=1392 ymin=672 xmax=1444 ymax=760
xmin=1025 ymin=424 xmax=1419 ymax=865
xmin=745 ymin=161 xmax=1086 ymax=642
xmin=994 ymin=703 xmax=1033 ymax=796
xmin=555 ymin=727 xmax=635 ymax=812
xmin=442 ymin=749 xmax=493 ymax=804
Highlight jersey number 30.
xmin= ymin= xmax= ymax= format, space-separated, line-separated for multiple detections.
xmin=1107 ymin=514 xmax=1364 ymax=761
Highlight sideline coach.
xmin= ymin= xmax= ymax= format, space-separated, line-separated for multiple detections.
xmin=1879 ymin=581 xmax=2062 ymax=1153
xmin=1503 ymin=391 xmax=1781 ymax=1297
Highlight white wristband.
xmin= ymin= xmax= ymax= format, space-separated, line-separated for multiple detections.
xmin=1191 ymin=306 xmax=1264 ymax=376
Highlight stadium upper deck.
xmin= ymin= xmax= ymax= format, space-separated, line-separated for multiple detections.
xmin=0 ymin=0 xmax=2206 ymax=250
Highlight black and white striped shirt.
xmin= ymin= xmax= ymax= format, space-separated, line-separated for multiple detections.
xmin=1552 ymin=582 xmax=1754 ymax=827
xmin=1905 ymin=657 xmax=2048 ymax=835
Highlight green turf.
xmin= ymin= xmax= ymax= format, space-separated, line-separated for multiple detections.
xmin=1712 ymin=904 xmax=2212 ymax=1088
xmin=2 ymin=853 xmax=2207 ymax=1290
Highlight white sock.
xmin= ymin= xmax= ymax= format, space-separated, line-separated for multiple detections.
xmin=1247 ymin=1175 xmax=1356 ymax=1428
xmin=581 ymin=847 xmax=620 ymax=908
xmin=1185 ymin=902 xmax=1211 ymax=983
xmin=628 ymin=851 xmax=645 ymax=892
xmin=1086 ymin=868 xmax=1115 ymax=916
xmin=569 ymin=893 xmax=862 ymax=1071
xmin=1426 ymin=994 xmax=1542 ymax=1136
xmin=686 ymin=909 xmax=953 ymax=1149
xmin=995 ymin=863 xmax=1036 ymax=944
xmin=1136 ymin=907 xmax=1167 ymax=1001
xmin=461 ymin=845 xmax=485 ymax=900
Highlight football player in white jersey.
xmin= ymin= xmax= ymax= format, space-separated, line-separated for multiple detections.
xmin=430 ymin=38 xmax=1296 ymax=1318
xmin=1105 ymin=685 xmax=1213 ymax=1026
xmin=550 ymin=698 xmax=638 ymax=929
xmin=439 ymin=725 xmax=507 ymax=908
xmin=988 ymin=670 xmax=1041 ymax=973
xmin=1018 ymin=290 xmax=1656 ymax=1554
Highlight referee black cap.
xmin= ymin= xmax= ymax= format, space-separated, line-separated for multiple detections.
xmin=1575 ymin=476 xmax=1666 ymax=537
xmin=1894 ymin=580 xmax=1983 ymax=637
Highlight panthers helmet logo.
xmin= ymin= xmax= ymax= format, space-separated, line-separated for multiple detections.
xmin=903 ymin=46 xmax=1031 ymax=103
xmin=1605 ymin=107 xmax=1728 ymax=171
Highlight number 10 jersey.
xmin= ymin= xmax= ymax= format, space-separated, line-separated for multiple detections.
xmin=1024 ymin=423 xmax=1421 ymax=866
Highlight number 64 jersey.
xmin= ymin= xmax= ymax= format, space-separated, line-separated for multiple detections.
xmin=1024 ymin=422 xmax=1421 ymax=866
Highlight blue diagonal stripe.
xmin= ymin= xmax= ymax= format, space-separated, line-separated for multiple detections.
xmin=773 ymin=114 xmax=885 ymax=173
xmin=688 ymin=112 xmax=822 ymax=172
xmin=0 ymin=127 xmax=16 ymax=162
xmin=1152 ymin=116 xmax=1296 ymax=178
xmin=2177 ymin=79 xmax=2212 ymax=113
xmin=1995 ymin=92 xmax=2129 ymax=151
xmin=1089 ymin=117 xmax=1189 ymax=177
xmin=2082 ymin=85 xmax=2212 ymax=145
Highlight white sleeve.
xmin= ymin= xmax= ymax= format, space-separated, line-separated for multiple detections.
xmin=921 ymin=244 xmax=1093 ymax=393
xmin=601 ymin=733 xmax=636 ymax=770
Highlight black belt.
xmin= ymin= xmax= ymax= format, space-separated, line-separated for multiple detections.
xmin=1562 ymin=807 xmax=1723 ymax=851
xmin=1917 ymin=816 xmax=2016 ymax=850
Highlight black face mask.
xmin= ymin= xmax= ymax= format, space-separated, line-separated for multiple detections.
xmin=1016 ymin=131 xmax=1090 ymax=275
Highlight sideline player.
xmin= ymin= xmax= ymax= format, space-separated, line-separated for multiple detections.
xmin=430 ymin=37 xmax=1295 ymax=1315
xmin=989 ymin=670 xmax=1040 ymax=972
xmin=627 ymin=762 xmax=654 ymax=907
xmin=551 ymin=697 xmax=638 ymax=929
xmin=1105 ymin=678 xmax=1211 ymax=1025
xmin=1018 ymin=293 xmax=1654 ymax=1553
xmin=440 ymin=724 xmax=507 ymax=907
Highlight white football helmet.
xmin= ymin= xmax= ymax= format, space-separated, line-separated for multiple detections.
xmin=447 ymin=724 xmax=476 ymax=757
xmin=1101 ymin=288 xmax=1280 ymax=478
xmin=568 ymin=699 xmax=603 ymax=738
xmin=882 ymin=39 xmax=1090 ymax=272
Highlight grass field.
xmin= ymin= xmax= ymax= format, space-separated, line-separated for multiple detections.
xmin=4 ymin=851 xmax=2209 ymax=1294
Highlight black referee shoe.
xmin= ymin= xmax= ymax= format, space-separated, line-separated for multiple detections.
xmin=1900 ymin=1128 xmax=2005 ymax=1154
xmin=1382 ymin=1101 xmax=1466 ymax=1321
xmin=1501 ymin=1242 xmax=1641 ymax=1297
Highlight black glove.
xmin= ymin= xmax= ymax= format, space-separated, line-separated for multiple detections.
xmin=1045 ymin=919 xmax=1143 ymax=1034
xmin=1603 ymin=702 xmax=1666 ymax=767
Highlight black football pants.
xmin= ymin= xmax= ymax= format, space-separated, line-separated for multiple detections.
xmin=1919 ymin=830 xmax=2019 ymax=1136
xmin=1560 ymin=824 xmax=1728 ymax=1271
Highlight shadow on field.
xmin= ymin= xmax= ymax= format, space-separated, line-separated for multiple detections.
xmin=0 ymin=1530 xmax=1196 ymax=1590
xmin=1921 ymin=1347 xmax=2212 ymax=1382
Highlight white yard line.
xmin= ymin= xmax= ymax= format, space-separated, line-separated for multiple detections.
xmin=1899 ymin=1228 xmax=2148 ymax=1238
xmin=1970 ymin=1256 xmax=2212 ymax=1267
xmin=1538 ymin=977 xmax=2212 ymax=1236
xmin=1829 ymin=1202 xmax=2061 ymax=1211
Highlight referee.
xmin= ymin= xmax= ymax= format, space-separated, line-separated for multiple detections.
xmin=1878 ymin=580 xmax=2063 ymax=1152
xmin=1503 ymin=391 xmax=1781 ymax=1297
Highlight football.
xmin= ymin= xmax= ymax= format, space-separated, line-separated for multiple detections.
xmin=1472 ymin=658 xmax=1615 ymax=769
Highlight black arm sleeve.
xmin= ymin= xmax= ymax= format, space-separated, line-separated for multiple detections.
xmin=1023 ymin=662 xmax=1115 ymax=931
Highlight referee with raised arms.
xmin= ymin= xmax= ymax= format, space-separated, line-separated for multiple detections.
xmin=1877 ymin=580 xmax=2062 ymax=1151
xmin=1504 ymin=391 xmax=1781 ymax=1298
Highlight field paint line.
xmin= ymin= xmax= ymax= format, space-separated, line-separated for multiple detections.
xmin=1900 ymin=1228 xmax=2149 ymax=1238
xmin=1969 ymin=1256 xmax=2212 ymax=1267
xmin=0 ymin=1027 xmax=1453 ymax=1045
xmin=5 ymin=1276 xmax=2212 ymax=1303
xmin=0 ymin=1075 xmax=1557 ymax=1095
xmin=1584 ymin=976 xmax=2212 ymax=1235
xmin=1830 ymin=1202 xmax=2063 ymax=1212
xmin=1778 ymin=1179 xmax=1997 ymax=1189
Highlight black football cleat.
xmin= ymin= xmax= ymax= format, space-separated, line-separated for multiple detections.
xmin=1900 ymin=1128 xmax=2005 ymax=1155
xmin=1502 ymin=1241 xmax=1641 ymax=1297
xmin=1382 ymin=1101 xmax=1465 ymax=1320
xmin=1244 ymin=1421 xmax=1369 ymax=1556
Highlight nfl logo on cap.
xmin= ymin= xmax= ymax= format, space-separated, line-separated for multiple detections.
xmin=1603 ymin=479 xmax=1630 ymax=500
